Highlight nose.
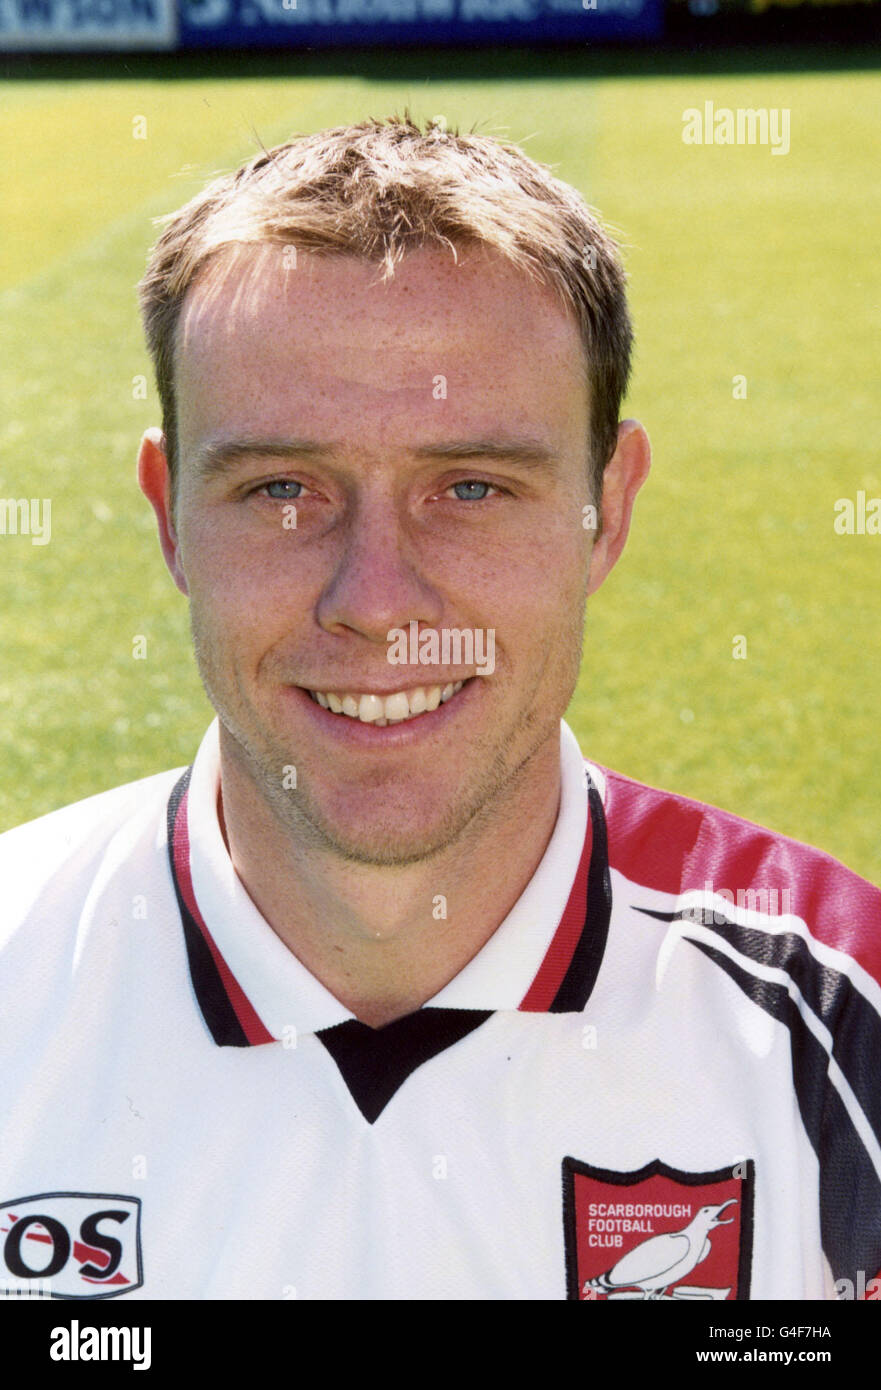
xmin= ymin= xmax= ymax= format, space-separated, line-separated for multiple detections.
xmin=315 ymin=492 xmax=443 ymax=643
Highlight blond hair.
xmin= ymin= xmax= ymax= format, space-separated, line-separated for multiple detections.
xmin=138 ymin=114 xmax=632 ymax=498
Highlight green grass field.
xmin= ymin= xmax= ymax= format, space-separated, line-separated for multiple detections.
xmin=1 ymin=48 xmax=879 ymax=884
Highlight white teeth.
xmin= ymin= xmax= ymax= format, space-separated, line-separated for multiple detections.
xmin=384 ymin=691 xmax=410 ymax=722
xmin=358 ymin=694 xmax=385 ymax=723
xmin=310 ymin=680 xmax=467 ymax=725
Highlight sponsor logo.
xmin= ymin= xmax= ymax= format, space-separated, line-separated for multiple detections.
xmin=0 ymin=1192 xmax=143 ymax=1299
xmin=562 ymin=1158 xmax=754 ymax=1300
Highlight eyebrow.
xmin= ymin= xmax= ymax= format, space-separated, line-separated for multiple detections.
xmin=192 ymin=436 xmax=559 ymax=478
xmin=193 ymin=440 xmax=330 ymax=478
xmin=412 ymin=440 xmax=559 ymax=470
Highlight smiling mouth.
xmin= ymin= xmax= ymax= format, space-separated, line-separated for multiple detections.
xmin=307 ymin=681 xmax=466 ymax=727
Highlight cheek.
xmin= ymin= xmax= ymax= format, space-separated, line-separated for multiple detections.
xmin=501 ymin=533 xmax=588 ymax=633
xmin=180 ymin=521 xmax=288 ymax=627
xmin=478 ymin=568 xmax=586 ymax=696
xmin=184 ymin=565 xmax=270 ymax=682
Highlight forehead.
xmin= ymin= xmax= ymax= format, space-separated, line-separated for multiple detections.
xmin=174 ymin=243 xmax=587 ymax=453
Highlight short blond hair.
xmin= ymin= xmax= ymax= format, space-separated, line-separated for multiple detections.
xmin=138 ymin=114 xmax=632 ymax=498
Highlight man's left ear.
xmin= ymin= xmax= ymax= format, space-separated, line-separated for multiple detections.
xmin=586 ymin=419 xmax=651 ymax=598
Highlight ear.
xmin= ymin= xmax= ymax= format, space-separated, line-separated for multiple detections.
xmin=137 ymin=427 xmax=189 ymax=596
xmin=586 ymin=420 xmax=651 ymax=598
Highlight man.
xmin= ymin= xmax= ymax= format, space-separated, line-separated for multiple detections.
xmin=1 ymin=116 xmax=878 ymax=1302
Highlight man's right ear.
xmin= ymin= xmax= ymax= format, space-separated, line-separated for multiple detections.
xmin=137 ymin=427 xmax=189 ymax=597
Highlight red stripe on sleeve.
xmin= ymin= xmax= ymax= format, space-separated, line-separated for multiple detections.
xmin=601 ymin=769 xmax=881 ymax=991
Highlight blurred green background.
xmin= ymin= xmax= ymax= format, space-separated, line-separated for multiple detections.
xmin=1 ymin=48 xmax=879 ymax=883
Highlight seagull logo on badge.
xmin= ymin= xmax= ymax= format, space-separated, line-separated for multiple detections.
xmin=583 ymin=1199 xmax=737 ymax=1301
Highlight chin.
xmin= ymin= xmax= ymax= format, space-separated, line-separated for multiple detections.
xmin=297 ymin=787 xmax=473 ymax=867
xmin=283 ymin=767 xmax=480 ymax=861
xmin=311 ymin=820 xmax=460 ymax=868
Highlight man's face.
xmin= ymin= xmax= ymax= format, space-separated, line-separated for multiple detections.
xmin=161 ymin=244 xmax=600 ymax=864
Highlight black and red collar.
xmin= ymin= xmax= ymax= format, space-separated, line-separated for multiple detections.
xmin=166 ymin=743 xmax=611 ymax=1120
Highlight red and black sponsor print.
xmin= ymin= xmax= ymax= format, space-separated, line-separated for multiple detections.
xmin=0 ymin=1193 xmax=143 ymax=1299
xmin=563 ymin=1158 xmax=754 ymax=1301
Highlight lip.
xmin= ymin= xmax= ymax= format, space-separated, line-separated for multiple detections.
xmin=285 ymin=677 xmax=479 ymax=746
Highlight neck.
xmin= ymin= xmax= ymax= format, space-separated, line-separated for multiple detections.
xmin=217 ymin=733 xmax=562 ymax=1029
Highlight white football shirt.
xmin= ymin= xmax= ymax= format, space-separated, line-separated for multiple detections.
xmin=1 ymin=719 xmax=879 ymax=1300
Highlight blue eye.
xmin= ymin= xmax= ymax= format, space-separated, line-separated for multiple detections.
xmin=451 ymin=480 xmax=492 ymax=501
xmin=264 ymin=480 xmax=303 ymax=500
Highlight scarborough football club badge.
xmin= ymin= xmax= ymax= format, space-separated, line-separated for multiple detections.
xmin=0 ymin=1193 xmax=143 ymax=1299
xmin=562 ymin=1158 xmax=754 ymax=1301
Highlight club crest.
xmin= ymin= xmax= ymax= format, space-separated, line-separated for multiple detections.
xmin=563 ymin=1158 xmax=754 ymax=1301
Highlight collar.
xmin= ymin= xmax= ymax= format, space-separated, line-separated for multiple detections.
xmin=167 ymin=719 xmax=611 ymax=1048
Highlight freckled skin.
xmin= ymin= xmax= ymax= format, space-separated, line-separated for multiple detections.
xmin=138 ymin=243 xmax=649 ymax=1019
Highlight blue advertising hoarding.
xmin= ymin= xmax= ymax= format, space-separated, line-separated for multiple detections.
xmin=0 ymin=0 xmax=662 ymax=50
xmin=0 ymin=0 xmax=176 ymax=47
xmin=179 ymin=0 xmax=663 ymax=47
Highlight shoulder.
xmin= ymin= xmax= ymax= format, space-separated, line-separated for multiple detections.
xmin=0 ymin=767 xmax=186 ymax=944
xmin=0 ymin=766 xmax=186 ymax=856
xmin=586 ymin=759 xmax=881 ymax=981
